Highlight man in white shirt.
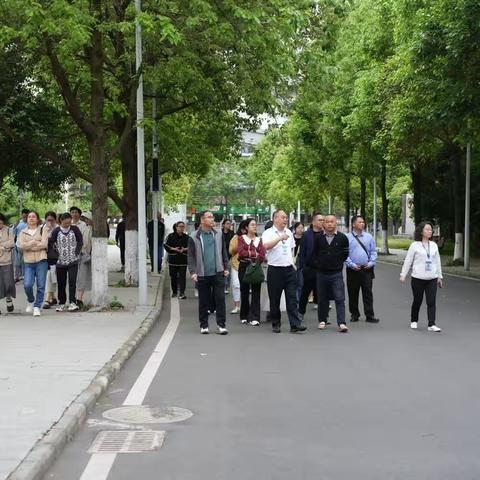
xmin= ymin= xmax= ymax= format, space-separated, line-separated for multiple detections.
xmin=262 ymin=210 xmax=306 ymax=333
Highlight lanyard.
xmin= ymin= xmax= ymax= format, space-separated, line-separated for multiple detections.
xmin=422 ymin=241 xmax=431 ymax=259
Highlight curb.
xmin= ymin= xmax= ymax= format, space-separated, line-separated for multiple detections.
xmin=7 ymin=273 xmax=166 ymax=480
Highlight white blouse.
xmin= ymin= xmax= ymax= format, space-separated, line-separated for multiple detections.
xmin=400 ymin=241 xmax=443 ymax=280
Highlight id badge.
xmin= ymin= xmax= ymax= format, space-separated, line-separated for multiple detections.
xmin=425 ymin=260 xmax=432 ymax=272
xmin=282 ymin=243 xmax=288 ymax=255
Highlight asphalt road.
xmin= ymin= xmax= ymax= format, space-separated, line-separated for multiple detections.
xmin=43 ymin=263 xmax=480 ymax=480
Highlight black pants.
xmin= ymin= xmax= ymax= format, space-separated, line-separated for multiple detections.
xmin=198 ymin=274 xmax=226 ymax=328
xmin=57 ymin=264 xmax=78 ymax=305
xmin=169 ymin=265 xmax=186 ymax=295
xmin=238 ymin=262 xmax=261 ymax=322
xmin=411 ymin=277 xmax=437 ymax=326
xmin=346 ymin=268 xmax=375 ymax=319
xmin=267 ymin=266 xmax=301 ymax=328
xmin=119 ymin=242 xmax=125 ymax=267
xmin=299 ymin=267 xmax=317 ymax=315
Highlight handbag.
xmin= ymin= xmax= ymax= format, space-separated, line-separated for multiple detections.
xmin=243 ymin=261 xmax=265 ymax=284
xmin=47 ymin=244 xmax=59 ymax=266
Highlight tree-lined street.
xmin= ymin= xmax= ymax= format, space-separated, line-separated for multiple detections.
xmin=42 ymin=263 xmax=480 ymax=480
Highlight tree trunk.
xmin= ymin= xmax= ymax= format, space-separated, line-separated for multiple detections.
xmin=120 ymin=130 xmax=139 ymax=285
xmin=345 ymin=175 xmax=351 ymax=232
xmin=410 ymin=161 xmax=422 ymax=225
xmin=380 ymin=159 xmax=389 ymax=254
xmin=452 ymin=145 xmax=464 ymax=262
xmin=360 ymin=176 xmax=366 ymax=220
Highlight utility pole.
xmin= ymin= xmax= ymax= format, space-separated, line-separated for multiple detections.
xmin=135 ymin=0 xmax=147 ymax=306
xmin=373 ymin=178 xmax=377 ymax=244
xmin=464 ymin=143 xmax=471 ymax=271
xmin=152 ymin=97 xmax=159 ymax=275
xmin=297 ymin=200 xmax=301 ymax=221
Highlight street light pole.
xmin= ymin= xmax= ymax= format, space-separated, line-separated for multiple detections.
xmin=135 ymin=0 xmax=147 ymax=306
xmin=464 ymin=143 xmax=471 ymax=271
xmin=373 ymin=178 xmax=377 ymax=243
xmin=152 ymin=97 xmax=159 ymax=275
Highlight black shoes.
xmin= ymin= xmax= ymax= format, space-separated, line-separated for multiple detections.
xmin=172 ymin=292 xmax=177 ymax=298
xmin=366 ymin=317 xmax=380 ymax=323
xmin=272 ymin=326 xmax=281 ymax=333
xmin=351 ymin=315 xmax=360 ymax=322
xmin=179 ymin=294 xmax=187 ymax=299
xmin=290 ymin=325 xmax=307 ymax=333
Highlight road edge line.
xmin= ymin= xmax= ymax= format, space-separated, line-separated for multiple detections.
xmin=6 ymin=272 xmax=166 ymax=480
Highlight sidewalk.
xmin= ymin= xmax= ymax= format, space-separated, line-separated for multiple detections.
xmin=0 ymin=247 xmax=164 ymax=480
xmin=378 ymin=248 xmax=480 ymax=280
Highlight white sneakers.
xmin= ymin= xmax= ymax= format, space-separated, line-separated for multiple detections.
xmin=250 ymin=320 xmax=260 ymax=326
xmin=33 ymin=307 xmax=41 ymax=317
xmin=240 ymin=319 xmax=248 ymax=324
xmin=26 ymin=303 xmax=34 ymax=314
xmin=217 ymin=327 xmax=228 ymax=335
xmin=200 ymin=327 xmax=209 ymax=334
xmin=56 ymin=304 xmax=66 ymax=312
xmin=68 ymin=303 xmax=80 ymax=312
xmin=411 ymin=322 xmax=442 ymax=332
xmin=318 ymin=322 xmax=326 ymax=330
xmin=230 ymin=307 xmax=240 ymax=314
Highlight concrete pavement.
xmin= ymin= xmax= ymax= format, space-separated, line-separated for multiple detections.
xmin=42 ymin=262 xmax=480 ymax=480
xmin=0 ymin=247 xmax=164 ymax=480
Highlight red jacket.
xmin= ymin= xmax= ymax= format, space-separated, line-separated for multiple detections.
xmin=237 ymin=235 xmax=266 ymax=263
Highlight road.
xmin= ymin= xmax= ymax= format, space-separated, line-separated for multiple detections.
xmin=43 ymin=262 xmax=480 ymax=480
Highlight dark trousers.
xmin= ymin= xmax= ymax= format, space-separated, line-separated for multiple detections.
xmin=267 ymin=266 xmax=301 ymax=328
xmin=238 ymin=262 xmax=261 ymax=322
xmin=316 ymin=271 xmax=345 ymax=326
xmin=119 ymin=242 xmax=125 ymax=266
xmin=57 ymin=264 xmax=79 ymax=305
xmin=198 ymin=274 xmax=226 ymax=328
xmin=149 ymin=244 xmax=163 ymax=272
xmin=346 ymin=268 xmax=375 ymax=319
xmin=299 ymin=267 xmax=318 ymax=315
xmin=411 ymin=277 xmax=437 ymax=326
xmin=169 ymin=265 xmax=187 ymax=295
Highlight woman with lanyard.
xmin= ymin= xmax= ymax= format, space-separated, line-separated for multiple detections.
xmin=400 ymin=221 xmax=443 ymax=332
xmin=292 ymin=221 xmax=304 ymax=302
xmin=17 ymin=211 xmax=49 ymax=316
xmin=0 ymin=213 xmax=15 ymax=314
xmin=237 ymin=218 xmax=266 ymax=325
xmin=228 ymin=220 xmax=247 ymax=316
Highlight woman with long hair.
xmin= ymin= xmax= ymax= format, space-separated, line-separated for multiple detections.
xmin=0 ymin=213 xmax=15 ymax=314
xmin=228 ymin=220 xmax=247 ymax=316
xmin=43 ymin=211 xmax=59 ymax=309
xmin=17 ymin=211 xmax=49 ymax=316
xmin=292 ymin=221 xmax=304 ymax=302
xmin=49 ymin=212 xmax=83 ymax=312
xmin=237 ymin=218 xmax=266 ymax=325
xmin=400 ymin=221 xmax=443 ymax=332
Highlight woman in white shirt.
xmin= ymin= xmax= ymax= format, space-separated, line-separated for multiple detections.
xmin=400 ymin=222 xmax=443 ymax=332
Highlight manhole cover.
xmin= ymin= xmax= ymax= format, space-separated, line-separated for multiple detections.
xmin=102 ymin=405 xmax=193 ymax=424
xmin=88 ymin=430 xmax=165 ymax=454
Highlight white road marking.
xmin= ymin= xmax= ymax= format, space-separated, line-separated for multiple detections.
xmin=79 ymin=298 xmax=180 ymax=480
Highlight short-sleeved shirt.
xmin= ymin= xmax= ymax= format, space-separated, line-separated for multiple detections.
xmin=201 ymin=230 xmax=216 ymax=276
xmin=261 ymin=226 xmax=295 ymax=267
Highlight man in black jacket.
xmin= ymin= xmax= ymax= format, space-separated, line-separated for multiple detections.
xmin=164 ymin=221 xmax=189 ymax=299
xmin=312 ymin=214 xmax=350 ymax=332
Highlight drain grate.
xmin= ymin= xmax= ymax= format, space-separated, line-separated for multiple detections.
xmin=102 ymin=405 xmax=193 ymax=424
xmin=88 ymin=430 xmax=165 ymax=454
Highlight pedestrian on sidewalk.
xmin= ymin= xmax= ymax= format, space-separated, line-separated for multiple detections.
xmin=228 ymin=221 xmax=246 ymax=316
xmin=147 ymin=214 xmax=165 ymax=273
xmin=261 ymin=210 xmax=306 ymax=333
xmin=346 ymin=215 xmax=379 ymax=323
xmin=188 ymin=210 xmax=229 ymax=335
xmin=164 ymin=221 xmax=189 ymax=299
xmin=298 ymin=214 xmax=325 ymax=318
xmin=115 ymin=217 xmax=126 ymax=272
xmin=0 ymin=213 xmax=15 ymax=314
xmin=312 ymin=214 xmax=350 ymax=332
xmin=292 ymin=221 xmax=304 ymax=302
xmin=43 ymin=211 xmax=59 ymax=309
xmin=49 ymin=213 xmax=83 ymax=312
xmin=13 ymin=208 xmax=29 ymax=282
xmin=400 ymin=222 xmax=443 ymax=332
xmin=76 ymin=211 xmax=93 ymax=307
xmin=222 ymin=219 xmax=234 ymax=294
xmin=70 ymin=206 xmax=86 ymax=234
xmin=17 ymin=211 xmax=49 ymax=317
xmin=238 ymin=218 xmax=266 ymax=326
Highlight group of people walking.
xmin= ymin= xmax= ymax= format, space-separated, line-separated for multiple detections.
xmin=165 ymin=210 xmax=443 ymax=335
xmin=0 ymin=207 xmax=93 ymax=316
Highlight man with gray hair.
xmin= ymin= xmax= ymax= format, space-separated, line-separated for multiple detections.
xmin=188 ymin=211 xmax=229 ymax=335
xmin=262 ymin=210 xmax=306 ymax=333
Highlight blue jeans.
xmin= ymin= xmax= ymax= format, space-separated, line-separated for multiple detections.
xmin=24 ymin=260 xmax=48 ymax=308
xmin=316 ymin=271 xmax=346 ymax=326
